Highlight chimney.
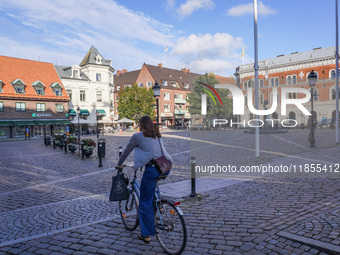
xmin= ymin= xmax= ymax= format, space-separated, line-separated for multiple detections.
xmin=187 ymin=69 xmax=190 ymax=74
xmin=181 ymin=68 xmax=187 ymax=73
xmin=158 ymin=63 xmax=162 ymax=69
xmin=116 ymin=70 xmax=122 ymax=76
xmin=123 ymin=69 xmax=127 ymax=74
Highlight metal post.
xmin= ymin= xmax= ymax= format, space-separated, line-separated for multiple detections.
xmin=190 ymin=156 xmax=197 ymax=197
xmin=309 ymin=88 xmax=316 ymax=147
xmin=156 ymin=98 xmax=160 ymax=125
xmin=78 ymin=114 xmax=81 ymax=158
xmin=336 ymin=0 xmax=339 ymax=143
xmin=81 ymin=141 xmax=84 ymax=160
xmin=119 ymin=146 xmax=122 ymax=157
xmin=254 ymin=0 xmax=260 ymax=158
xmin=64 ymin=136 xmax=67 ymax=154
xmin=53 ymin=137 xmax=56 ymax=150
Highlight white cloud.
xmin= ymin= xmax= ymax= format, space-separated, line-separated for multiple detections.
xmin=177 ymin=0 xmax=214 ymax=19
xmin=166 ymin=0 xmax=176 ymax=9
xmin=171 ymin=33 xmax=244 ymax=75
xmin=0 ymin=0 xmax=175 ymax=68
xmin=227 ymin=1 xmax=276 ymax=17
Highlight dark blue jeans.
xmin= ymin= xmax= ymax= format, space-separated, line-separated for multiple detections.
xmin=139 ymin=163 xmax=170 ymax=237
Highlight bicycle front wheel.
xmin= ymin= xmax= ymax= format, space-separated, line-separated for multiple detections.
xmin=119 ymin=188 xmax=139 ymax=231
xmin=155 ymin=200 xmax=187 ymax=255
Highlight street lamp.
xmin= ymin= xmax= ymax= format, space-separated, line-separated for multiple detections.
xmin=308 ymin=70 xmax=317 ymax=147
xmin=76 ymin=106 xmax=81 ymax=157
xmin=152 ymin=81 xmax=161 ymax=126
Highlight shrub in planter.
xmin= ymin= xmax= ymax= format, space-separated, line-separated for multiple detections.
xmin=81 ymin=138 xmax=96 ymax=157
xmin=67 ymin=136 xmax=78 ymax=153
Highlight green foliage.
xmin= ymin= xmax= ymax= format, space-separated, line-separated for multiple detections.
xmin=186 ymin=74 xmax=233 ymax=119
xmin=117 ymin=84 xmax=156 ymax=121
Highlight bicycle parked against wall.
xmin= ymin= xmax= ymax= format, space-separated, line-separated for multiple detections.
xmin=116 ymin=165 xmax=187 ymax=255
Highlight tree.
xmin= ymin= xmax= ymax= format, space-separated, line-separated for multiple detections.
xmin=117 ymin=84 xmax=156 ymax=120
xmin=187 ymin=74 xmax=233 ymax=119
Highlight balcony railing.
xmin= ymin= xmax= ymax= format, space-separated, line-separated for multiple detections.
xmin=174 ymin=98 xmax=186 ymax=104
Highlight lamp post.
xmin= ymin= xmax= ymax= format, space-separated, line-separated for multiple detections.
xmin=77 ymin=106 xmax=81 ymax=157
xmin=96 ymin=110 xmax=99 ymax=138
xmin=263 ymin=73 xmax=269 ymax=128
xmin=152 ymin=81 xmax=161 ymax=126
xmin=308 ymin=70 xmax=317 ymax=147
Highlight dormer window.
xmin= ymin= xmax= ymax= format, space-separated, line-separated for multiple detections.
xmin=32 ymin=81 xmax=45 ymax=95
xmin=0 ymin=80 xmax=3 ymax=93
xmin=11 ymin=79 xmax=26 ymax=94
xmin=73 ymin=70 xmax=79 ymax=79
xmin=50 ymin=82 xmax=63 ymax=96
xmin=95 ymin=54 xmax=102 ymax=64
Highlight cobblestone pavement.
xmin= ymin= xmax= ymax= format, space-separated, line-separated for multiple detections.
xmin=0 ymin=128 xmax=339 ymax=254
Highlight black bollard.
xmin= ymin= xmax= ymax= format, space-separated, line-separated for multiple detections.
xmin=81 ymin=141 xmax=84 ymax=160
xmin=119 ymin=146 xmax=122 ymax=157
xmin=64 ymin=137 xmax=67 ymax=154
xmin=53 ymin=137 xmax=56 ymax=150
xmin=190 ymin=156 xmax=197 ymax=197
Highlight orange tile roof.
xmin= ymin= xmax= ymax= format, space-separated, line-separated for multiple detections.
xmin=0 ymin=55 xmax=69 ymax=101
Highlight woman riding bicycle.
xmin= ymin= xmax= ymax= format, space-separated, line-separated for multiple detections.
xmin=116 ymin=115 xmax=172 ymax=244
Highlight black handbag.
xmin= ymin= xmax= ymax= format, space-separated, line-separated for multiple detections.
xmin=109 ymin=171 xmax=129 ymax=201
xmin=153 ymin=138 xmax=171 ymax=174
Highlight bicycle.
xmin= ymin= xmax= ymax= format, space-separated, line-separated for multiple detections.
xmin=117 ymin=165 xmax=187 ymax=255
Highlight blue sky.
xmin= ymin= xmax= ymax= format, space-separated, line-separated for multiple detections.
xmin=0 ymin=0 xmax=336 ymax=76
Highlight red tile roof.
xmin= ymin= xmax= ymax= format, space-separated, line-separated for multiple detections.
xmin=0 ymin=55 xmax=69 ymax=101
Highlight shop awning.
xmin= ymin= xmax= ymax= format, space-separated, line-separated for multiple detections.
xmin=53 ymin=120 xmax=72 ymax=125
xmin=96 ymin=109 xmax=106 ymax=115
xmin=11 ymin=120 xmax=36 ymax=126
xmin=0 ymin=120 xmax=13 ymax=127
xmin=34 ymin=120 xmax=56 ymax=125
xmin=80 ymin=109 xmax=90 ymax=116
xmin=69 ymin=109 xmax=77 ymax=116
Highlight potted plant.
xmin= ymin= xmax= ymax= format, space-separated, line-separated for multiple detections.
xmin=54 ymin=135 xmax=64 ymax=149
xmin=67 ymin=136 xmax=78 ymax=154
xmin=81 ymin=138 xmax=96 ymax=157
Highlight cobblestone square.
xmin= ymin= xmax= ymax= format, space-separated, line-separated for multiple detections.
xmin=0 ymin=129 xmax=339 ymax=254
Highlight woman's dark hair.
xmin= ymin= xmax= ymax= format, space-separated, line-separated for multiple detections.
xmin=139 ymin=116 xmax=161 ymax=138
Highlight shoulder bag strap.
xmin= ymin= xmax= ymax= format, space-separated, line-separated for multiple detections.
xmin=157 ymin=137 xmax=164 ymax=156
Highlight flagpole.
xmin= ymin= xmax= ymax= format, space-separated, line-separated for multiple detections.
xmin=336 ymin=0 xmax=339 ymax=143
xmin=254 ymin=0 xmax=260 ymax=158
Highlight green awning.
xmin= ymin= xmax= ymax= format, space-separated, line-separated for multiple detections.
xmin=11 ymin=120 xmax=36 ymax=126
xmin=0 ymin=121 xmax=13 ymax=127
xmin=96 ymin=109 xmax=106 ymax=115
xmin=34 ymin=120 xmax=56 ymax=125
xmin=69 ymin=109 xmax=77 ymax=116
xmin=80 ymin=109 xmax=90 ymax=116
xmin=53 ymin=120 xmax=72 ymax=125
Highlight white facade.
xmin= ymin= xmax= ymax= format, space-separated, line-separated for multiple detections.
xmin=56 ymin=47 xmax=115 ymax=128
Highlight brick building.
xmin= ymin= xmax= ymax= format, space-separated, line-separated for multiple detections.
xmin=114 ymin=63 xmax=199 ymax=128
xmin=234 ymin=46 xmax=340 ymax=126
xmin=0 ymin=56 xmax=70 ymax=139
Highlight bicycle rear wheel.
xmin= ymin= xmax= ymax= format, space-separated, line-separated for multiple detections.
xmin=119 ymin=188 xmax=139 ymax=231
xmin=155 ymin=200 xmax=187 ymax=255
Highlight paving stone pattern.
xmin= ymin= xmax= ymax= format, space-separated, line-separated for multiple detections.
xmin=0 ymin=129 xmax=339 ymax=254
